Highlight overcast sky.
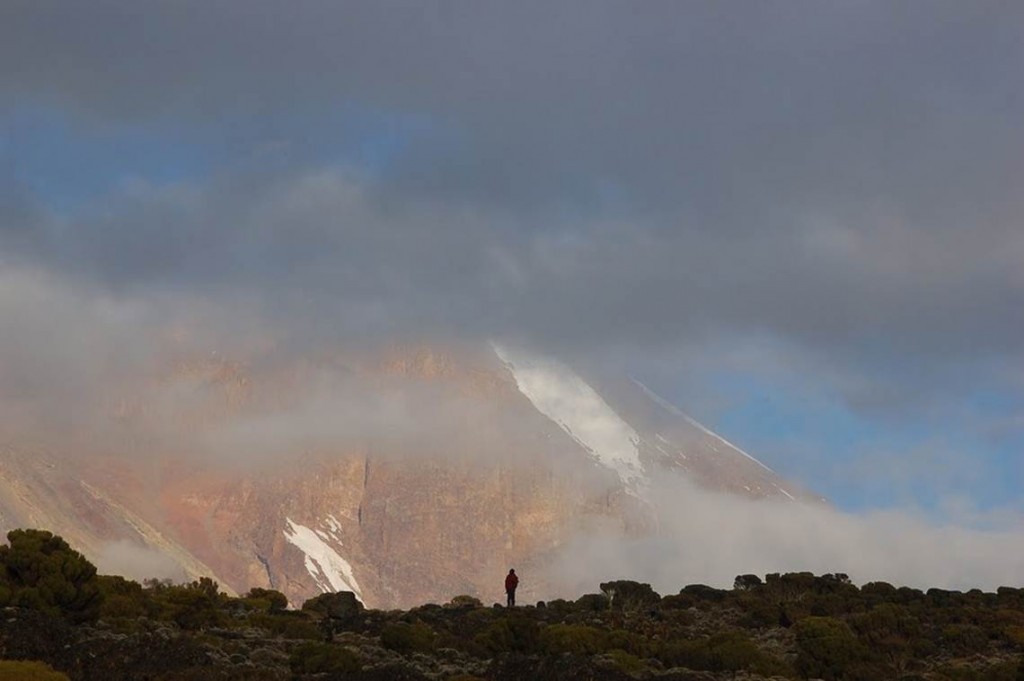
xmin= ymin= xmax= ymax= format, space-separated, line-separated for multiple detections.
xmin=2 ymin=1 xmax=1022 ymax=519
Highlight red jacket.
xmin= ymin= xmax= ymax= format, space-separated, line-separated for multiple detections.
xmin=505 ymin=573 xmax=519 ymax=591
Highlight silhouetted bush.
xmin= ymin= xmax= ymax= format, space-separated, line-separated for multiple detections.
xmin=575 ymin=593 xmax=609 ymax=612
xmin=680 ymin=584 xmax=727 ymax=603
xmin=600 ymin=580 xmax=660 ymax=612
xmin=734 ymin=574 xmax=763 ymax=591
xmin=301 ymin=590 xmax=363 ymax=619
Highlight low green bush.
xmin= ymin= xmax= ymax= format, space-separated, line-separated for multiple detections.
xmin=289 ymin=641 xmax=361 ymax=674
xmin=381 ymin=621 xmax=437 ymax=654
xmin=539 ymin=624 xmax=606 ymax=655
xmin=0 ymin=660 xmax=69 ymax=680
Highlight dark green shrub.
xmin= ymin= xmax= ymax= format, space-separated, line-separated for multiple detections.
xmin=0 ymin=529 xmax=103 ymax=623
xmin=680 ymin=584 xmax=727 ymax=603
xmin=381 ymin=621 xmax=436 ymax=654
xmin=301 ymin=591 xmax=363 ymax=619
xmin=149 ymin=579 xmax=226 ymax=629
xmin=545 ymin=598 xmax=573 ymax=615
xmin=575 ymin=593 xmax=609 ymax=612
xmin=539 ymin=624 xmax=606 ymax=655
xmin=662 ymin=631 xmax=763 ymax=673
xmin=734 ymin=574 xmax=763 ymax=591
xmin=474 ymin=615 xmax=539 ymax=654
xmin=600 ymin=580 xmax=660 ymax=612
xmin=244 ymin=587 xmax=288 ymax=612
xmin=660 ymin=593 xmax=694 ymax=610
xmin=289 ymin=641 xmax=361 ymax=674
xmin=794 ymin=616 xmax=868 ymax=681
xmin=606 ymin=649 xmax=645 ymax=674
xmin=97 ymin=575 xmax=147 ymax=619
xmin=940 ymin=624 xmax=989 ymax=655
xmin=249 ymin=612 xmax=321 ymax=639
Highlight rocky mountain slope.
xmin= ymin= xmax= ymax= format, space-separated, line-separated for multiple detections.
xmin=0 ymin=343 xmax=817 ymax=608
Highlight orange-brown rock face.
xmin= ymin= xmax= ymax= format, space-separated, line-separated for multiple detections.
xmin=0 ymin=343 xmax=815 ymax=609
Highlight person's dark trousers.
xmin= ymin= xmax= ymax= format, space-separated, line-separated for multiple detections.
xmin=506 ymin=589 xmax=516 ymax=607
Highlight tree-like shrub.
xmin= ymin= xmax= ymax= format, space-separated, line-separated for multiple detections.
xmin=0 ymin=529 xmax=102 ymax=623
xmin=734 ymin=574 xmax=763 ymax=591
xmin=680 ymin=584 xmax=727 ymax=603
xmin=244 ymin=587 xmax=288 ymax=612
xmin=302 ymin=591 xmax=363 ymax=619
xmin=600 ymin=580 xmax=660 ymax=612
xmin=575 ymin=593 xmax=609 ymax=612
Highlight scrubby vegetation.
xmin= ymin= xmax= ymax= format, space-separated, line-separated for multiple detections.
xmin=0 ymin=529 xmax=1023 ymax=680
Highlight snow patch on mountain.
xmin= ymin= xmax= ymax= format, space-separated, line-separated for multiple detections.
xmin=493 ymin=344 xmax=646 ymax=489
xmin=284 ymin=518 xmax=363 ymax=600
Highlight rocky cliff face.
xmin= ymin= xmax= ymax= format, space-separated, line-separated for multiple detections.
xmin=0 ymin=343 xmax=817 ymax=609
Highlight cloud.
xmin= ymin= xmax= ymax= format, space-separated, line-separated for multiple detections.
xmin=94 ymin=540 xmax=187 ymax=583
xmin=1 ymin=1 xmax=1022 ymax=557
xmin=550 ymin=479 xmax=1024 ymax=596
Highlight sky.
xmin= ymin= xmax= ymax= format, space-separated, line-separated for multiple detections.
xmin=2 ymin=1 xmax=1023 ymax=528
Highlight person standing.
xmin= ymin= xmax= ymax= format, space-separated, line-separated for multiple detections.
xmin=505 ymin=569 xmax=519 ymax=607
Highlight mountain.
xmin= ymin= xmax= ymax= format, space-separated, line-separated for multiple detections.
xmin=0 ymin=343 xmax=818 ymax=608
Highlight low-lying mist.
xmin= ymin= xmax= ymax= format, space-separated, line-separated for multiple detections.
xmin=550 ymin=476 xmax=1024 ymax=596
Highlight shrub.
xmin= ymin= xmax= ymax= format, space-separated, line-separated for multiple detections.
xmin=0 ymin=529 xmax=103 ymax=623
xmin=244 ymin=587 xmax=288 ymax=612
xmin=660 ymin=631 xmax=766 ymax=673
xmin=150 ymin=580 xmax=226 ymax=629
xmin=302 ymin=591 xmax=363 ymax=619
xmin=734 ymin=574 xmax=763 ymax=591
xmin=540 ymin=624 xmax=606 ymax=655
xmin=0 ymin=660 xmax=70 ymax=680
xmin=249 ymin=612 xmax=322 ymax=640
xmin=97 ymin=575 xmax=147 ymax=619
xmin=575 ymin=593 xmax=609 ymax=612
xmin=446 ymin=594 xmax=483 ymax=609
xmin=606 ymin=649 xmax=645 ymax=674
xmin=794 ymin=616 xmax=868 ymax=681
xmin=680 ymin=584 xmax=727 ymax=603
xmin=600 ymin=580 xmax=660 ymax=612
xmin=941 ymin=624 xmax=989 ymax=655
xmin=381 ymin=621 xmax=436 ymax=654
xmin=289 ymin=641 xmax=361 ymax=674
xmin=474 ymin=615 xmax=539 ymax=654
